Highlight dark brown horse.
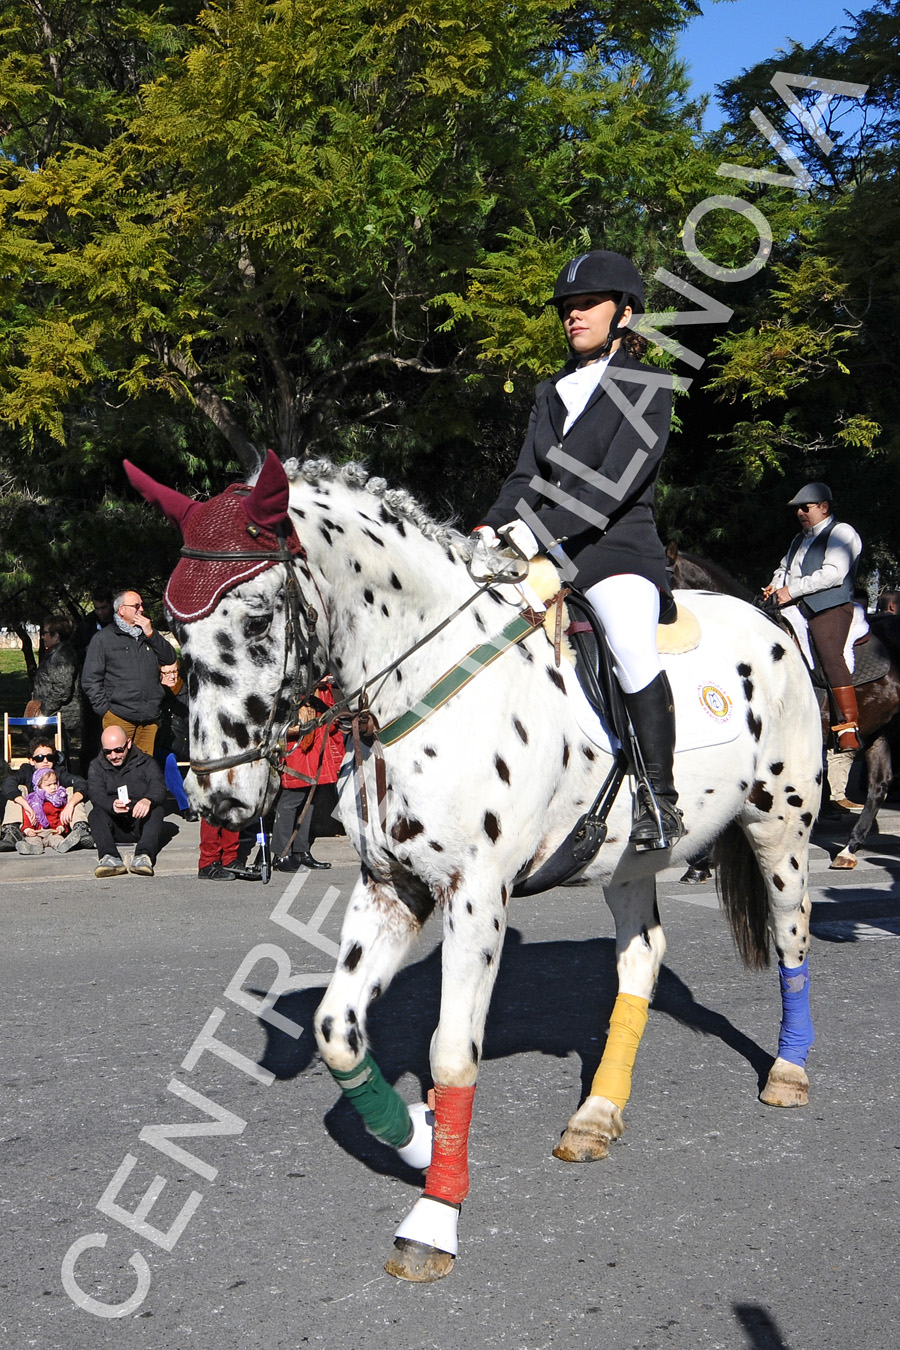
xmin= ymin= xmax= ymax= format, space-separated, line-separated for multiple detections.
xmin=667 ymin=543 xmax=900 ymax=870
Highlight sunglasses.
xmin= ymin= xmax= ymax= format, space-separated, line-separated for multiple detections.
xmin=103 ymin=743 xmax=129 ymax=756
xmin=32 ymin=752 xmax=55 ymax=763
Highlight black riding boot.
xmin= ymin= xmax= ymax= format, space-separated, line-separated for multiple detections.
xmin=622 ymin=671 xmax=684 ymax=850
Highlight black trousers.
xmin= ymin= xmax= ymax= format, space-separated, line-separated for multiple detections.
xmin=89 ymin=804 xmax=165 ymax=861
xmin=271 ymin=788 xmax=314 ymax=859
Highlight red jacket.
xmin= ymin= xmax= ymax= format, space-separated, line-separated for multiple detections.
xmin=280 ymin=686 xmax=345 ymax=789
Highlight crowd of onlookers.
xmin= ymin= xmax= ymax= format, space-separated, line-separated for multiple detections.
xmin=2 ymin=587 xmax=344 ymax=881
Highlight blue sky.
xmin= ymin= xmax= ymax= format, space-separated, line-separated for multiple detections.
xmin=678 ymin=1 xmax=863 ymax=118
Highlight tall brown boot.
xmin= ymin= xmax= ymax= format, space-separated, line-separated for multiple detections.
xmin=831 ymin=685 xmax=860 ymax=751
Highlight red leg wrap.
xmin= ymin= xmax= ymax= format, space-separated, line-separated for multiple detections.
xmin=423 ymin=1084 xmax=476 ymax=1205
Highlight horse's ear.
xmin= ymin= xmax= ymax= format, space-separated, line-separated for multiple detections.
xmin=242 ymin=449 xmax=290 ymax=532
xmin=123 ymin=460 xmax=201 ymax=533
xmin=665 ymin=540 xmax=679 ymax=565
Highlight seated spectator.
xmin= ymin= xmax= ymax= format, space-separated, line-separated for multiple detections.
xmin=198 ymin=819 xmax=260 ymax=881
xmin=81 ymin=589 xmax=176 ymax=755
xmin=0 ymin=739 xmax=91 ymax=851
xmin=25 ymin=616 xmax=83 ymax=760
xmin=876 ymin=590 xmax=900 ymax=615
xmin=155 ymin=658 xmax=198 ymax=820
xmin=272 ymin=679 xmax=345 ymax=871
xmin=87 ymin=727 xmax=167 ymax=878
xmin=16 ymin=766 xmax=77 ymax=855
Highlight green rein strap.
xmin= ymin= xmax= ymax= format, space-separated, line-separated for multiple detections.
xmin=377 ymin=606 xmax=548 ymax=748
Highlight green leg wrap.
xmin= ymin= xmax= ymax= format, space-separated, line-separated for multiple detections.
xmin=329 ymin=1051 xmax=412 ymax=1148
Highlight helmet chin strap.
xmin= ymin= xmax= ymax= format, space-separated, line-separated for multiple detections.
xmin=569 ymin=294 xmax=631 ymax=364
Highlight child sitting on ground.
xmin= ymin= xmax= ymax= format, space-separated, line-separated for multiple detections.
xmin=17 ymin=766 xmax=72 ymax=855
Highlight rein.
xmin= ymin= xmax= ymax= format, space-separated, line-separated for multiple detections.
xmin=186 ymin=532 xmax=533 ymax=782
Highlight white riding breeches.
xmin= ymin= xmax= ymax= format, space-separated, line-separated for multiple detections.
xmin=584 ymin=574 xmax=662 ymax=695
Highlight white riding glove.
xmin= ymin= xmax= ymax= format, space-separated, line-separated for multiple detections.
xmin=498 ymin=519 xmax=539 ymax=560
xmin=468 ymin=526 xmax=502 ymax=579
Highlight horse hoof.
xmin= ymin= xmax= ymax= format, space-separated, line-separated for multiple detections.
xmin=553 ymin=1129 xmax=611 ymax=1162
xmin=830 ymin=848 xmax=857 ymax=870
xmin=384 ymin=1238 xmax=455 ymax=1282
xmin=552 ymin=1097 xmax=623 ymax=1161
xmin=760 ymin=1057 xmax=809 ymax=1107
xmin=680 ymin=865 xmax=712 ymax=885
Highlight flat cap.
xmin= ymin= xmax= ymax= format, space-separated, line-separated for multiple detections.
xmin=787 ymin=481 xmax=832 ymax=506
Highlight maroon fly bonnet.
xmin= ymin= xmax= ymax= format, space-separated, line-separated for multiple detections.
xmin=123 ymin=450 xmax=305 ymax=622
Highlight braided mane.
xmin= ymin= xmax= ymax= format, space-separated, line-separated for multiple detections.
xmin=283 ymin=456 xmax=469 ymax=559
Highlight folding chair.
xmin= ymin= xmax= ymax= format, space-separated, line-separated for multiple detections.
xmin=3 ymin=713 xmax=63 ymax=770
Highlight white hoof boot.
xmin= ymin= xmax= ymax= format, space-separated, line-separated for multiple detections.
xmin=394 ymin=1196 xmax=459 ymax=1256
xmin=395 ymin=1101 xmax=434 ymax=1171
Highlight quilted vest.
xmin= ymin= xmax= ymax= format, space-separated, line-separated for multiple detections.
xmin=785 ymin=517 xmax=858 ymax=614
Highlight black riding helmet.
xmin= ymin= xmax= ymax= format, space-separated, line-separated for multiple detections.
xmin=549 ymin=250 xmax=646 ymax=314
xmin=549 ymin=250 xmax=646 ymax=360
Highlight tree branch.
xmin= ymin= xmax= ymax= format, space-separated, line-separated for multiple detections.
xmin=164 ymin=348 xmax=260 ymax=471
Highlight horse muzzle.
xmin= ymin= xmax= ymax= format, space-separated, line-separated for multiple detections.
xmin=186 ymin=760 xmax=280 ymax=829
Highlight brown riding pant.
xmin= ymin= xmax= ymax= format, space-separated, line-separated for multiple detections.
xmin=807 ymin=601 xmax=854 ymax=687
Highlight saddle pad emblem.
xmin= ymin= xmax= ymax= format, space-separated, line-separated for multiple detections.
xmin=698 ymin=682 xmax=734 ymax=722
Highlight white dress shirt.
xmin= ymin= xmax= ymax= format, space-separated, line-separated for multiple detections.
xmin=771 ymin=515 xmax=862 ymax=600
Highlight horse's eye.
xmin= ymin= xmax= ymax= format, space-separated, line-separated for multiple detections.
xmin=244 ymin=615 xmax=271 ymax=639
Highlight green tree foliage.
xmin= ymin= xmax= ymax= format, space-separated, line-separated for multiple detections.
xmin=659 ymin=1 xmax=900 ymax=586
xmin=0 ymin=0 xmax=716 ymax=630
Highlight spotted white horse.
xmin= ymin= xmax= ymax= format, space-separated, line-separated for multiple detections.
xmin=127 ymin=452 xmax=822 ymax=1282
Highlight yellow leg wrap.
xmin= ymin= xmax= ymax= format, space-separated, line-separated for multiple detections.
xmin=590 ymin=993 xmax=649 ymax=1110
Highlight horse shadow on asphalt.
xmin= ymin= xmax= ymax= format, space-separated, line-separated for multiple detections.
xmin=254 ymin=928 xmax=774 ymax=1184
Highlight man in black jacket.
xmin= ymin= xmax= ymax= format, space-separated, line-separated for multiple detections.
xmin=81 ymin=589 xmax=176 ymax=755
xmin=87 ymin=727 xmax=168 ymax=877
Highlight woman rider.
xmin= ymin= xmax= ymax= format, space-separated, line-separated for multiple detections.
xmin=474 ymin=249 xmax=683 ymax=848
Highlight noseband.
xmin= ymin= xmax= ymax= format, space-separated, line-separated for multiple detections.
xmin=183 ymin=533 xmax=324 ymax=778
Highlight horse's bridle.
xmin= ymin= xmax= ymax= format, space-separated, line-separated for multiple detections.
xmin=183 ymin=532 xmax=325 ymax=777
xmin=181 ymin=523 xmax=535 ymax=785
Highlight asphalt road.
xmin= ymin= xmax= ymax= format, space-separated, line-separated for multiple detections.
xmin=2 ymin=805 xmax=899 ymax=1350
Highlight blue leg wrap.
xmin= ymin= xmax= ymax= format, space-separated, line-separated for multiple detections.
xmin=776 ymin=957 xmax=814 ymax=1067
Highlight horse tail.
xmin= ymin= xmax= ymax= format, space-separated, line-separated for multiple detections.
xmin=712 ymin=822 xmax=770 ymax=969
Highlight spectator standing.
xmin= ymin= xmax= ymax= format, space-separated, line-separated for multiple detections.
xmin=0 ymin=739 xmax=91 ymax=851
xmin=87 ymin=727 xmax=168 ymax=877
xmin=81 ymin=590 xmax=176 ymax=755
xmin=25 ymin=616 xmax=83 ymax=759
xmin=73 ymin=589 xmax=115 ymax=771
xmin=198 ymin=819 xmax=261 ymax=881
xmin=72 ymin=590 xmax=114 ymax=665
xmin=272 ymin=680 xmax=345 ymax=871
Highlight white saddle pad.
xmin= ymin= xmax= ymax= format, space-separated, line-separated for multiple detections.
xmin=559 ymin=647 xmax=745 ymax=756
